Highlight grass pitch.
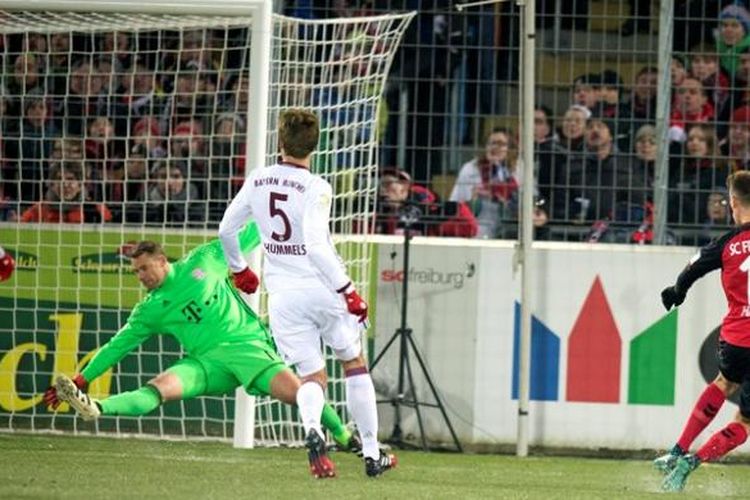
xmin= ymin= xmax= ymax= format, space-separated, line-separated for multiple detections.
xmin=1 ymin=434 xmax=748 ymax=499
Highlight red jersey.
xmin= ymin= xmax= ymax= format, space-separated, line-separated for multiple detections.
xmin=20 ymin=202 xmax=112 ymax=224
xmin=675 ymin=223 xmax=750 ymax=347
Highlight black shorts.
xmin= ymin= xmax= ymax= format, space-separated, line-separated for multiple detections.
xmin=717 ymin=339 xmax=750 ymax=418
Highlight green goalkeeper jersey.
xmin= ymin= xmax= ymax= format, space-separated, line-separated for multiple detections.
xmin=81 ymin=224 xmax=265 ymax=382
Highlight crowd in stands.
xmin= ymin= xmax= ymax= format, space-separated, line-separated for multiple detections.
xmin=6 ymin=1 xmax=750 ymax=247
xmin=0 ymin=29 xmax=249 ymax=227
xmin=376 ymin=1 xmax=750 ymax=244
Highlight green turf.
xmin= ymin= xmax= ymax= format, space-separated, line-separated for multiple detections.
xmin=1 ymin=434 xmax=748 ymax=499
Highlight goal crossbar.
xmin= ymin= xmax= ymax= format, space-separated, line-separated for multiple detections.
xmin=0 ymin=0 xmax=270 ymax=16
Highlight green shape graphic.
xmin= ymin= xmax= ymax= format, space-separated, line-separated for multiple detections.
xmin=628 ymin=309 xmax=678 ymax=405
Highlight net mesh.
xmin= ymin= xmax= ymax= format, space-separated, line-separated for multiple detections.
xmin=0 ymin=9 xmax=413 ymax=445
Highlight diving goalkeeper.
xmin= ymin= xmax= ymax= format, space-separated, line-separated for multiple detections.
xmin=44 ymin=223 xmax=358 ymax=454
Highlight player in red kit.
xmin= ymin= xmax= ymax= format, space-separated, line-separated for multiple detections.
xmin=657 ymin=170 xmax=750 ymax=492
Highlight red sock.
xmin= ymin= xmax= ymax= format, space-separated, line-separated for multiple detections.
xmin=696 ymin=422 xmax=748 ymax=462
xmin=676 ymin=383 xmax=725 ymax=452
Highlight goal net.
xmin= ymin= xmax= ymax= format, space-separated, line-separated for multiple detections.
xmin=0 ymin=4 xmax=414 ymax=446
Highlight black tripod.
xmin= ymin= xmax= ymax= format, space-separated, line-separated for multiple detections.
xmin=369 ymin=207 xmax=463 ymax=452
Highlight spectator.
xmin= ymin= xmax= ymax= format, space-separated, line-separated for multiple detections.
xmin=20 ymin=161 xmax=112 ymax=223
xmin=377 ymin=169 xmax=477 ymax=238
xmin=534 ymin=105 xmax=555 ymax=145
xmin=449 ymin=127 xmax=519 ymax=238
xmin=548 ymin=105 xmax=590 ymax=220
xmin=695 ymin=190 xmax=732 ymax=246
xmin=48 ymin=33 xmax=71 ymax=121
xmin=672 ymin=54 xmax=689 ymax=92
xmin=690 ymin=43 xmax=731 ymax=120
xmin=596 ymin=70 xmax=633 ymax=148
xmin=95 ymin=57 xmax=117 ymax=95
xmin=736 ymin=45 xmax=750 ymax=88
xmin=717 ymin=3 xmax=750 ymax=79
xmin=131 ymin=116 xmax=166 ymax=159
xmin=85 ymin=116 xmax=122 ymax=201
xmin=50 ymin=138 xmax=84 ymax=165
xmin=171 ymin=119 xmax=208 ymax=198
xmin=626 ymin=66 xmax=658 ymax=135
xmin=631 ymin=124 xmax=657 ymax=188
xmin=163 ymin=71 xmax=213 ymax=128
xmin=535 ymin=105 xmax=558 ymax=212
xmin=572 ymin=73 xmax=600 ymax=112
xmin=101 ymin=32 xmax=132 ymax=72
xmin=671 ymin=54 xmax=690 ymax=123
xmin=5 ymin=53 xmax=43 ymax=130
xmin=558 ymin=104 xmax=589 ymax=152
xmin=64 ymin=59 xmax=112 ymax=136
xmin=668 ymin=124 xmax=730 ymax=226
xmin=116 ymin=62 xmax=164 ymax=127
xmin=669 ymin=77 xmax=715 ymax=142
xmin=116 ymin=144 xmax=153 ymax=223
xmin=594 ymin=70 xmax=629 ymax=119
xmin=726 ymin=105 xmax=750 ymax=171
xmin=582 ymin=118 xmax=647 ymax=224
xmin=137 ymin=160 xmax=202 ymax=226
xmin=556 ymin=118 xmax=648 ymax=223
xmin=0 ymin=170 xmax=18 ymax=222
xmin=6 ymin=90 xmax=58 ymax=202
xmin=208 ymin=112 xmax=246 ymax=221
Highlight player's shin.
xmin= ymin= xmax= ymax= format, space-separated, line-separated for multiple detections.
xmin=696 ymin=421 xmax=749 ymax=462
xmin=297 ymin=382 xmax=325 ymax=436
xmin=98 ymin=385 xmax=163 ymax=416
xmin=344 ymin=367 xmax=379 ymax=460
xmin=321 ymin=403 xmax=349 ymax=443
xmin=676 ymin=382 xmax=725 ymax=451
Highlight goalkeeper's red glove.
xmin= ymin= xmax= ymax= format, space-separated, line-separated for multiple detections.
xmin=342 ymin=283 xmax=368 ymax=323
xmin=0 ymin=246 xmax=15 ymax=282
xmin=43 ymin=374 xmax=87 ymax=410
xmin=233 ymin=267 xmax=259 ymax=294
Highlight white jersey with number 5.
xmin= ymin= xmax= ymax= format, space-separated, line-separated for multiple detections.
xmin=218 ymin=163 xmax=351 ymax=295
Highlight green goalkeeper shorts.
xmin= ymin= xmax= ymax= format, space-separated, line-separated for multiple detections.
xmin=167 ymin=339 xmax=287 ymax=398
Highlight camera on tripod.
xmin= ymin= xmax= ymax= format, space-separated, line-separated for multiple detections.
xmin=395 ymin=199 xmax=460 ymax=233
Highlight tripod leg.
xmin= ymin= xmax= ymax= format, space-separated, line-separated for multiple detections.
xmin=402 ymin=332 xmax=429 ymax=451
xmin=406 ymin=332 xmax=464 ymax=453
xmin=369 ymin=329 xmax=401 ymax=370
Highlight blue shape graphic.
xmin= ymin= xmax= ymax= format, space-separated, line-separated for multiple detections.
xmin=512 ymin=301 xmax=561 ymax=401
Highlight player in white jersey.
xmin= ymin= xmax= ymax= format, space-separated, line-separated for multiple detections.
xmin=218 ymin=109 xmax=395 ymax=479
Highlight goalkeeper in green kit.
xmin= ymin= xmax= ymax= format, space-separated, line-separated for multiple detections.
xmin=44 ymin=223 xmax=359 ymax=453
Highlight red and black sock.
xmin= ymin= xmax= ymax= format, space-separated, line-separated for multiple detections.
xmin=696 ymin=422 xmax=748 ymax=462
xmin=676 ymin=382 xmax=725 ymax=452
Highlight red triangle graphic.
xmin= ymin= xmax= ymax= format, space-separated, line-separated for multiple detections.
xmin=566 ymin=276 xmax=621 ymax=403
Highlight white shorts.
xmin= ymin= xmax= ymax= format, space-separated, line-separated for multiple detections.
xmin=268 ymin=286 xmax=363 ymax=377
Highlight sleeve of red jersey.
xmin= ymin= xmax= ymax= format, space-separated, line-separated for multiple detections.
xmin=218 ymin=178 xmax=255 ymax=273
xmin=303 ymin=179 xmax=351 ymax=292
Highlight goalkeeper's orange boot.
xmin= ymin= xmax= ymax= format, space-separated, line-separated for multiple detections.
xmin=305 ymin=429 xmax=336 ymax=479
xmin=55 ymin=375 xmax=101 ymax=421
xmin=365 ymin=449 xmax=397 ymax=477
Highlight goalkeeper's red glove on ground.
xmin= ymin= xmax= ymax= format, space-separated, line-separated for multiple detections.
xmin=233 ymin=267 xmax=259 ymax=294
xmin=44 ymin=374 xmax=87 ymax=409
xmin=342 ymin=284 xmax=368 ymax=323
xmin=0 ymin=246 xmax=15 ymax=282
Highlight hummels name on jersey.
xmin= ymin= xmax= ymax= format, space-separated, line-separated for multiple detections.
xmin=264 ymin=242 xmax=307 ymax=255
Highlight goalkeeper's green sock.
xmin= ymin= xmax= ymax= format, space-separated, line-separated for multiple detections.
xmin=321 ymin=403 xmax=350 ymax=445
xmin=99 ymin=385 xmax=162 ymax=416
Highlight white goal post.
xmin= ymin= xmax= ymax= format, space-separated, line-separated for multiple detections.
xmin=0 ymin=0 xmax=414 ymax=450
